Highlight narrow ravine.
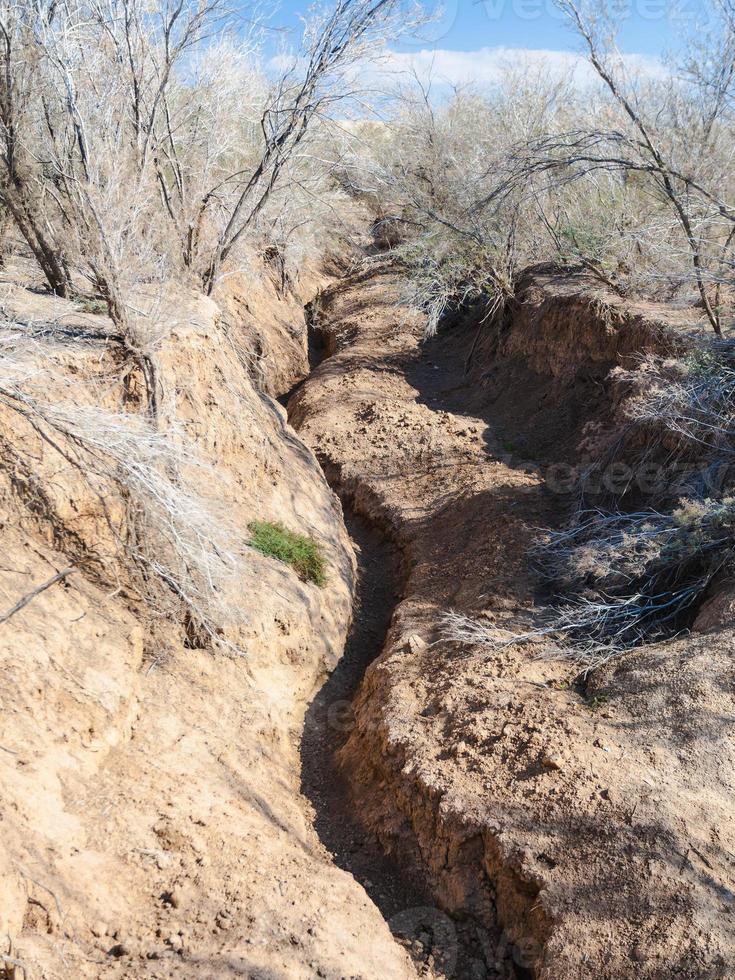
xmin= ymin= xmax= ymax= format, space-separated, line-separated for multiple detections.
xmin=285 ymin=254 xmax=603 ymax=980
xmin=286 ymin=256 xmax=735 ymax=980
xmin=297 ymin=510 xmax=442 ymax=943
xmin=300 ymin=510 xmax=405 ymax=899
xmin=288 ymin=276 xmax=515 ymax=980
xmin=287 ymin=341 xmax=465 ymax=975
xmin=289 ymin=303 xmax=438 ymax=949
xmin=296 ymin=495 xmax=503 ymax=980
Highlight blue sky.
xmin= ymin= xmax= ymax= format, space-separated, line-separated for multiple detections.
xmin=261 ymin=0 xmax=715 ymax=57
xmin=253 ymin=0 xmax=718 ymax=97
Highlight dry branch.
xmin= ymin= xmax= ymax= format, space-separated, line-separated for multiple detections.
xmin=0 ymin=566 xmax=75 ymax=625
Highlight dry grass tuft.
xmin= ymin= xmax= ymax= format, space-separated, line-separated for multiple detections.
xmin=0 ymin=325 xmax=246 ymax=651
xmin=444 ymin=342 xmax=735 ymax=670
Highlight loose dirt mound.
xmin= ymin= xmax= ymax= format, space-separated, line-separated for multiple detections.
xmin=290 ymin=259 xmax=735 ymax=979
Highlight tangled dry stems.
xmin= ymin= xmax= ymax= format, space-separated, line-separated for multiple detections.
xmin=0 ymin=327 xmax=245 ymax=651
xmin=444 ymin=342 xmax=735 ymax=670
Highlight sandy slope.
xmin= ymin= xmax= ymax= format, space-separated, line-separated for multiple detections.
xmin=290 ymin=259 xmax=735 ymax=979
xmin=0 ymin=257 xmax=415 ymax=979
xmin=3 ymin=239 xmax=734 ymax=979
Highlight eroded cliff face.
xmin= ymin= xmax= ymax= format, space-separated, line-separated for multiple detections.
xmin=4 ymin=243 xmax=735 ymax=980
xmin=499 ymin=268 xmax=684 ymax=382
xmin=290 ymin=261 xmax=735 ymax=979
xmin=0 ymin=257 xmax=414 ymax=979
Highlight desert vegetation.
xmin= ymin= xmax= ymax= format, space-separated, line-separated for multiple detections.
xmin=358 ymin=0 xmax=735 ymax=336
xmin=4 ymin=1 xmax=735 ymax=975
xmin=0 ymin=0 xmax=413 ymax=648
xmin=2 ymin=0 xmax=735 ymax=660
xmin=350 ymin=0 xmax=735 ymax=666
xmin=442 ymin=304 xmax=735 ymax=668
xmin=249 ymin=520 xmax=327 ymax=586
xmin=0 ymin=0 xmax=411 ymax=315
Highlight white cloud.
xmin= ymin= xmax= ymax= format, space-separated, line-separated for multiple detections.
xmin=264 ymin=45 xmax=667 ymax=108
xmin=375 ymin=45 xmax=666 ymax=91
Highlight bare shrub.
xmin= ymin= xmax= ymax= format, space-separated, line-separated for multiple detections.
xmin=0 ymin=0 xmax=419 ymax=422
xmin=0 ymin=327 xmax=245 ymax=650
xmin=366 ymin=0 xmax=735 ymax=336
xmin=444 ymin=342 xmax=735 ymax=669
xmin=445 ymin=496 xmax=735 ymax=671
xmin=0 ymin=0 xmax=421 ymax=647
xmin=374 ymin=71 xmax=568 ymax=334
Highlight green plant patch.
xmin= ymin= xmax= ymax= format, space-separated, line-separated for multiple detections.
xmin=248 ymin=520 xmax=326 ymax=586
xmin=75 ymin=296 xmax=108 ymax=315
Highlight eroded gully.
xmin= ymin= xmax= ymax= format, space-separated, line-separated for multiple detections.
xmin=286 ymin=278 xmax=515 ymax=980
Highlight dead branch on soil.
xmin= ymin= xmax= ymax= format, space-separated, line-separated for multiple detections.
xmin=0 ymin=330 xmax=246 ymax=652
xmin=0 ymin=566 xmax=75 ymax=625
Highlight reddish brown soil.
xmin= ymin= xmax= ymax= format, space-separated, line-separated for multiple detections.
xmin=290 ymin=258 xmax=735 ymax=979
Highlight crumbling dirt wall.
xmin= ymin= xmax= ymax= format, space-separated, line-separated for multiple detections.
xmin=291 ymin=261 xmax=735 ymax=979
xmin=0 ymin=258 xmax=415 ymax=980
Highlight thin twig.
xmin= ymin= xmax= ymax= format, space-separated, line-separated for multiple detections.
xmin=0 ymin=567 xmax=75 ymax=626
xmin=0 ymin=953 xmax=27 ymax=979
xmin=690 ymin=845 xmax=714 ymax=870
xmin=15 ymin=867 xmax=64 ymax=921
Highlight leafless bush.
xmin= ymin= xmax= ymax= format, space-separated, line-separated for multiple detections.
xmin=365 ymin=0 xmax=735 ymax=336
xmin=627 ymin=348 xmax=735 ymax=452
xmin=0 ymin=0 xmax=420 ymax=643
xmin=443 ymin=498 xmax=735 ymax=670
xmin=0 ymin=328 xmax=245 ymax=650
xmin=0 ymin=0 xmax=418 ymax=403
xmin=370 ymin=72 xmax=566 ymax=334
xmin=578 ymin=344 xmax=735 ymax=510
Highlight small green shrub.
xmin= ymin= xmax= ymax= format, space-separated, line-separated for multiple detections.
xmin=75 ymin=296 xmax=108 ymax=315
xmin=248 ymin=521 xmax=326 ymax=586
